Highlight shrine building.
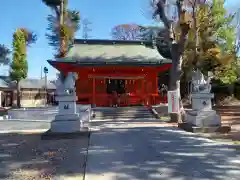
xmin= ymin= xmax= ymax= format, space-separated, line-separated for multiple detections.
xmin=47 ymin=39 xmax=171 ymax=107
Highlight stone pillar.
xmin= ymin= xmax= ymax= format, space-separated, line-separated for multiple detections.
xmin=50 ymin=72 xmax=89 ymax=133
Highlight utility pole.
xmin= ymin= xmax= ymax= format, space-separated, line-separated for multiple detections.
xmin=41 ymin=66 xmax=43 ymax=79
xmin=60 ymin=0 xmax=64 ymax=25
xmin=43 ymin=67 xmax=48 ymax=106
xmin=82 ymin=18 xmax=92 ymax=39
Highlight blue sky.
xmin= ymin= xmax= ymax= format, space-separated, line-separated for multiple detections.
xmin=0 ymin=0 xmax=239 ymax=80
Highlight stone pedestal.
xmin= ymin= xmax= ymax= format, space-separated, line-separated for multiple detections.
xmin=191 ymin=93 xmax=214 ymax=111
xmin=183 ymin=93 xmax=221 ymax=132
xmin=185 ymin=109 xmax=221 ymax=127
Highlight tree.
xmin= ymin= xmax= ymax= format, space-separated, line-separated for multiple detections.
xmin=111 ymin=23 xmax=172 ymax=59
xmin=9 ymin=28 xmax=37 ymax=107
xmin=111 ymin=23 xmax=144 ymax=40
xmin=0 ymin=44 xmax=10 ymax=65
xmin=236 ymin=8 xmax=240 ymax=54
xmin=187 ymin=0 xmax=237 ymax=85
xmin=151 ymin=0 xmax=238 ymax=120
xmin=152 ymin=0 xmax=191 ymax=122
xmin=43 ymin=0 xmax=80 ymax=58
xmin=181 ymin=1 xmax=236 ymax=76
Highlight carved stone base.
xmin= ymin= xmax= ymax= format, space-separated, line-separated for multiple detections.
xmin=50 ymin=112 xmax=90 ymax=133
xmin=191 ymin=93 xmax=214 ymax=111
xmin=51 ymin=119 xmax=89 ymax=133
xmin=178 ymin=123 xmax=220 ymax=133
xmin=58 ymin=101 xmax=77 ymax=115
xmin=185 ymin=109 xmax=221 ymax=127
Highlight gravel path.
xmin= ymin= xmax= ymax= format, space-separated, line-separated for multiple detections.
xmin=85 ymin=117 xmax=240 ymax=180
xmin=0 ymin=133 xmax=89 ymax=180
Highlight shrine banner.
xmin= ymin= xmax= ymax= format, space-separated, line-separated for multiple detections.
xmin=167 ymin=90 xmax=180 ymax=113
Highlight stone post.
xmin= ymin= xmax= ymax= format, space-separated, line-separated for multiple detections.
xmin=50 ymin=72 xmax=89 ymax=133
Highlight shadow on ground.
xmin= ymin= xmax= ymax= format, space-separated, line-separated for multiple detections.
xmin=86 ymin=125 xmax=240 ymax=179
xmin=0 ymin=133 xmax=89 ymax=179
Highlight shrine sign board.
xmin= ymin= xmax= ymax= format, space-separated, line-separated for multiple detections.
xmin=167 ymin=90 xmax=180 ymax=113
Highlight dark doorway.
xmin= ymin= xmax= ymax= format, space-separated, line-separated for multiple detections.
xmin=106 ymin=79 xmax=125 ymax=94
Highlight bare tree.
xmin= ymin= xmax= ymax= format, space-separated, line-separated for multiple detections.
xmin=111 ymin=23 xmax=144 ymax=40
xmin=82 ymin=18 xmax=92 ymax=39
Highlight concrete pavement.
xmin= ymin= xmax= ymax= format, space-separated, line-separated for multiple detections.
xmin=0 ymin=120 xmax=50 ymax=132
xmin=85 ymin=108 xmax=240 ymax=180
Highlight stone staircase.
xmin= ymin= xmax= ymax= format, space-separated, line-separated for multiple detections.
xmin=93 ymin=106 xmax=154 ymax=120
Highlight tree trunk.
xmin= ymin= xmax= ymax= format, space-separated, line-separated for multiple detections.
xmin=228 ymin=83 xmax=235 ymax=97
xmin=16 ymin=80 xmax=21 ymax=108
xmin=58 ymin=0 xmax=66 ymax=83
xmin=169 ymin=43 xmax=184 ymax=123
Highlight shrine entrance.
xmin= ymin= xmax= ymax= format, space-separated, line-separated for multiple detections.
xmin=91 ymin=76 xmax=145 ymax=107
xmin=106 ymin=79 xmax=126 ymax=94
xmin=47 ymin=39 xmax=172 ymax=107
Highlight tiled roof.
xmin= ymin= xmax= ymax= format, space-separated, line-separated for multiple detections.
xmin=18 ymin=79 xmax=56 ymax=89
xmin=0 ymin=76 xmax=56 ymax=89
xmin=56 ymin=39 xmax=171 ymax=65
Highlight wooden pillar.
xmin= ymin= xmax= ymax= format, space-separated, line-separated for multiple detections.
xmin=155 ymin=74 xmax=158 ymax=94
xmin=92 ymin=77 xmax=96 ymax=106
xmin=142 ymin=79 xmax=145 ymax=105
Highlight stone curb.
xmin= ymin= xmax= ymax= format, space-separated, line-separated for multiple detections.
xmin=0 ymin=129 xmax=49 ymax=134
xmin=0 ymin=119 xmax=51 ymax=122
xmin=151 ymin=108 xmax=160 ymax=119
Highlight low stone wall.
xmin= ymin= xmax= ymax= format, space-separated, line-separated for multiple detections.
xmin=21 ymin=99 xmax=45 ymax=107
xmin=7 ymin=105 xmax=91 ymax=121
xmin=8 ymin=107 xmax=58 ymax=120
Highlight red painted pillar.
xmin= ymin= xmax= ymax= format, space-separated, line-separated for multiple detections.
xmin=92 ymin=77 xmax=96 ymax=106
xmin=155 ymin=73 xmax=158 ymax=105
xmin=155 ymin=73 xmax=158 ymax=94
xmin=142 ymin=79 xmax=145 ymax=105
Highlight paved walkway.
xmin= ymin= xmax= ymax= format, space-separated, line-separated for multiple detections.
xmin=85 ymin=109 xmax=240 ymax=180
xmin=0 ymin=121 xmax=50 ymax=132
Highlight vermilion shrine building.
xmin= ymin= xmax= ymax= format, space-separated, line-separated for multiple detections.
xmin=48 ymin=39 xmax=171 ymax=107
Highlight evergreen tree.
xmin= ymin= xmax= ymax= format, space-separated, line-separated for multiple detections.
xmin=9 ymin=28 xmax=37 ymax=107
xmin=43 ymin=0 xmax=80 ymax=58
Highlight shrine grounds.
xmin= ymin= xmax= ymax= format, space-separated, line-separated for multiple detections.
xmin=0 ymin=105 xmax=239 ymax=179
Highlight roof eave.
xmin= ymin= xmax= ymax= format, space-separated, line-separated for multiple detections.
xmin=48 ymin=59 xmax=171 ymax=68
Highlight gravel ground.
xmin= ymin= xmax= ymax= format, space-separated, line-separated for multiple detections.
xmin=0 ymin=133 xmax=89 ymax=180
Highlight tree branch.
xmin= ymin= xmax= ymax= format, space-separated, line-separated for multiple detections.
xmin=153 ymin=0 xmax=170 ymax=29
xmin=176 ymin=0 xmax=190 ymax=53
xmin=52 ymin=6 xmax=60 ymax=19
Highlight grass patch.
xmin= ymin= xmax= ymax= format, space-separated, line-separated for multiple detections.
xmin=234 ymin=141 xmax=240 ymax=151
xmin=233 ymin=141 xmax=240 ymax=145
xmin=159 ymin=116 xmax=169 ymax=121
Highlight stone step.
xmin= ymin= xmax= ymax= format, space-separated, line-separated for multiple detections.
xmin=95 ymin=116 xmax=154 ymax=119
xmin=94 ymin=111 xmax=151 ymax=115
xmin=96 ymin=114 xmax=153 ymax=118
xmin=94 ymin=110 xmax=151 ymax=114
xmin=93 ymin=109 xmax=154 ymax=119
